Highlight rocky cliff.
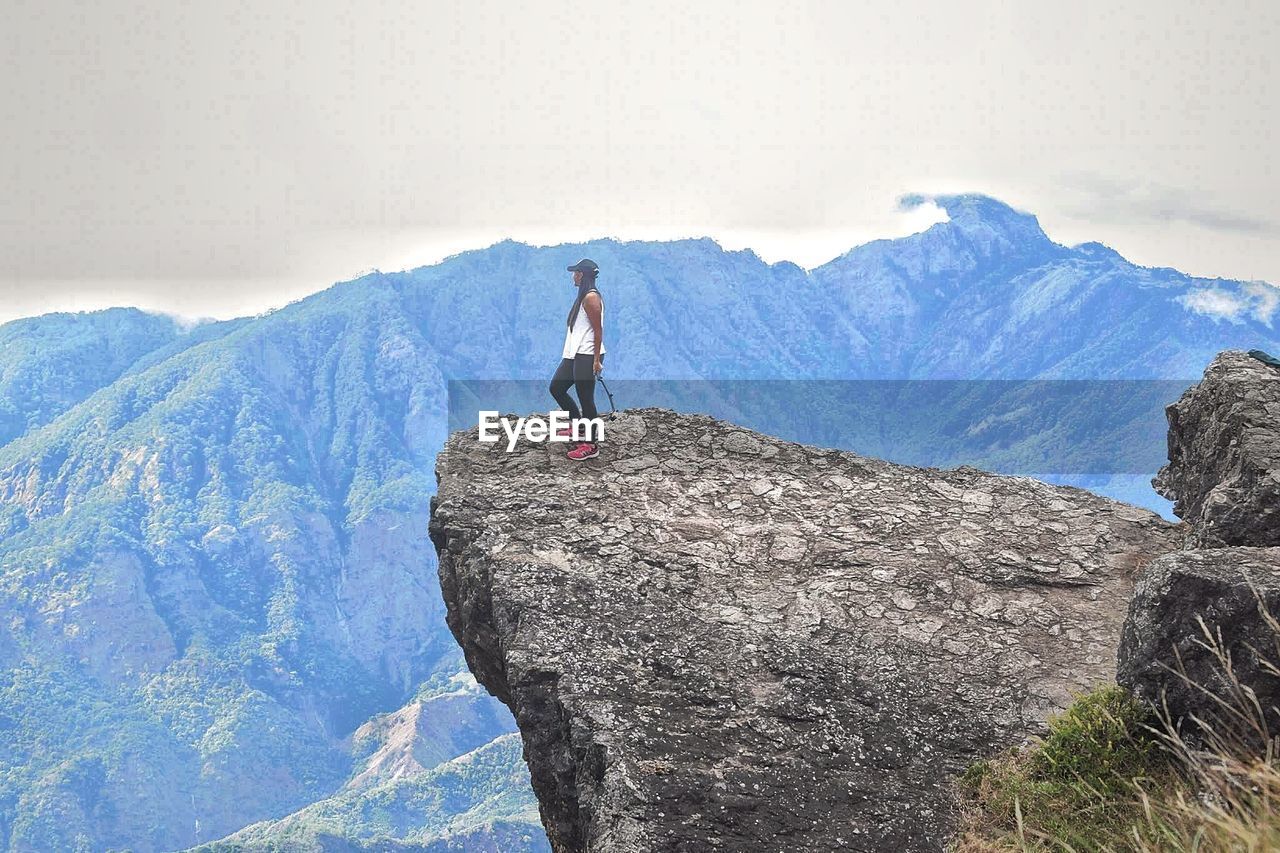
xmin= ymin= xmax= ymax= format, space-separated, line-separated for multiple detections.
xmin=430 ymin=409 xmax=1180 ymax=852
xmin=1119 ymin=350 xmax=1280 ymax=744
xmin=1152 ymin=350 xmax=1280 ymax=547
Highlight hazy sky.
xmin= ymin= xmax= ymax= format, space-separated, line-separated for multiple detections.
xmin=3 ymin=0 xmax=1276 ymax=324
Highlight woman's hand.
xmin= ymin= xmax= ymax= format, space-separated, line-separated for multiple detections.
xmin=593 ymin=355 xmax=603 ymax=375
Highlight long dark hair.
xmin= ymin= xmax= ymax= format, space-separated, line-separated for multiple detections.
xmin=566 ymin=269 xmax=600 ymax=328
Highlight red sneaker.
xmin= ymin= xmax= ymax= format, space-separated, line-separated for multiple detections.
xmin=567 ymin=442 xmax=599 ymax=461
xmin=555 ymin=426 xmax=574 ymax=438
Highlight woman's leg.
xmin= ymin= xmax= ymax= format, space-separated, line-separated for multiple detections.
xmin=549 ymin=358 xmax=581 ymax=420
xmin=571 ymin=353 xmax=600 ymax=441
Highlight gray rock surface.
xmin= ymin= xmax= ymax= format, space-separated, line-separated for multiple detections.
xmin=1119 ymin=350 xmax=1280 ymax=748
xmin=430 ymin=408 xmax=1179 ymax=852
xmin=1117 ymin=546 xmax=1280 ymax=748
xmin=1153 ymin=349 xmax=1280 ymax=547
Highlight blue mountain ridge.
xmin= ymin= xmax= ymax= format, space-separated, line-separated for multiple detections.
xmin=0 ymin=193 xmax=1275 ymax=851
xmin=0 ymin=308 xmax=183 ymax=449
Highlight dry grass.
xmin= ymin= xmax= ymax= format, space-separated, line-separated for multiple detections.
xmin=950 ymin=574 xmax=1280 ymax=852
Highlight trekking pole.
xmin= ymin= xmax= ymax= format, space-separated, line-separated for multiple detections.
xmin=597 ymin=375 xmax=617 ymax=418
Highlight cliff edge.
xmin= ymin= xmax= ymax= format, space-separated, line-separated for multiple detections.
xmin=429 ymin=408 xmax=1178 ymax=851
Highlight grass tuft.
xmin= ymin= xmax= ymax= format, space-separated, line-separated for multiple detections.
xmin=951 ymin=685 xmax=1175 ymax=852
xmin=950 ymin=578 xmax=1280 ymax=852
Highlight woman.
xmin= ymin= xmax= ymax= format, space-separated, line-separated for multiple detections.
xmin=549 ymin=258 xmax=605 ymax=460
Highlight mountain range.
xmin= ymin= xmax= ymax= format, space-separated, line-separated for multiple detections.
xmin=0 ymin=193 xmax=1275 ymax=851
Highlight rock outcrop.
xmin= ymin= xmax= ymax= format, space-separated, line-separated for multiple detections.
xmin=430 ymin=408 xmax=1178 ymax=852
xmin=1152 ymin=349 xmax=1280 ymax=547
xmin=1119 ymin=350 xmax=1280 ymax=744
xmin=1117 ymin=546 xmax=1280 ymax=746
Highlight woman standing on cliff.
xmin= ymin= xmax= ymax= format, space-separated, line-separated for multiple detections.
xmin=549 ymin=258 xmax=606 ymax=460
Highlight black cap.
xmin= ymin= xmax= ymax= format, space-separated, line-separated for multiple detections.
xmin=567 ymin=258 xmax=599 ymax=273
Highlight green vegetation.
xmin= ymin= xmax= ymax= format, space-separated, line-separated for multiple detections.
xmin=0 ymin=308 xmax=184 ymax=449
xmin=195 ymin=734 xmax=546 ymax=852
xmin=952 ymin=680 xmax=1280 ymax=852
xmin=0 ymin=287 xmax=543 ymax=850
xmin=952 ymin=685 xmax=1176 ymax=851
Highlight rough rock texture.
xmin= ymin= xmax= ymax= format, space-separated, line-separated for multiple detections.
xmin=1119 ymin=350 xmax=1280 ymax=746
xmin=430 ymin=408 xmax=1179 ymax=852
xmin=1117 ymin=547 xmax=1280 ymax=746
xmin=1153 ymin=349 xmax=1280 ymax=547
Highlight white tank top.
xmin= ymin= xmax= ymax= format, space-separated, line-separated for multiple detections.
xmin=562 ymin=294 xmax=606 ymax=359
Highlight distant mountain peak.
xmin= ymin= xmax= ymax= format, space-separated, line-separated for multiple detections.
xmin=899 ymin=192 xmax=1052 ymax=251
xmin=1071 ymin=240 xmax=1127 ymax=262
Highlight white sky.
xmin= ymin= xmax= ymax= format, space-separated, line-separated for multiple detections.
xmin=2 ymin=0 xmax=1276 ymax=324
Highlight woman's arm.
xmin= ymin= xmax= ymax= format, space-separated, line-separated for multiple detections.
xmin=583 ymin=291 xmax=604 ymax=374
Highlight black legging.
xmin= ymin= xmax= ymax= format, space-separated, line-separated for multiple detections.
xmin=549 ymin=352 xmax=602 ymax=431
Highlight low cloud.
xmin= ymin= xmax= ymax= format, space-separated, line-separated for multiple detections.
xmin=1244 ymin=281 xmax=1280 ymax=324
xmin=1178 ymin=281 xmax=1280 ymax=325
xmin=1179 ymin=289 xmax=1248 ymax=322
